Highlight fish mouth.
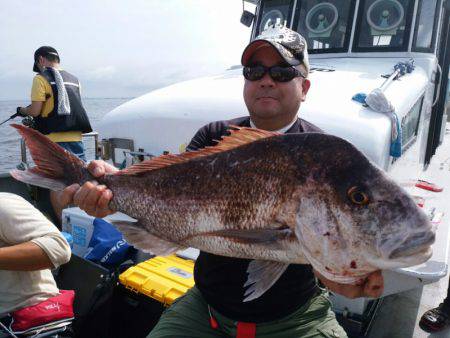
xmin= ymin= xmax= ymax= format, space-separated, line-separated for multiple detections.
xmin=388 ymin=231 xmax=435 ymax=260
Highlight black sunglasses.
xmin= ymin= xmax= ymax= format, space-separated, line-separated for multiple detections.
xmin=243 ymin=65 xmax=305 ymax=82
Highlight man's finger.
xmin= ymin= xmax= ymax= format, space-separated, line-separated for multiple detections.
xmin=87 ymin=160 xmax=105 ymax=177
xmin=60 ymin=184 xmax=80 ymax=206
xmin=97 ymin=189 xmax=113 ymax=210
xmin=73 ymin=181 xmax=93 ymax=205
xmin=82 ymin=184 xmax=106 ymax=215
xmin=73 ymin=181 xmax=97 ymax=210
xmin=364 ymin=271 xmax=384 ymax=298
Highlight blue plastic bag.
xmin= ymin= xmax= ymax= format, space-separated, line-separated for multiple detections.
xmin=389 ymin=113 xmax=402 ymax=158
xmin=84 ymin=218 xmax=131 ymax=266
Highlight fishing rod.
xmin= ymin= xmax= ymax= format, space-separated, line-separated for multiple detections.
xmin=0 ymin=112 xmax=22 ymax=126
xmin=0 ymin=105 xmax=31 ymax=126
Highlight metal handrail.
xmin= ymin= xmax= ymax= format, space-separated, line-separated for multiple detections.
xmin=19 ymin=131 xmax=99 ymax=168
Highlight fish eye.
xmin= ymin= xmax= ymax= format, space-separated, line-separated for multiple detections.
xmin=347 ymin=186 xmax=369 ymax=206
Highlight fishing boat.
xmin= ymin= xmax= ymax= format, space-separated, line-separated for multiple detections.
xmin=1 ymin=0 xmax=450 ymax=337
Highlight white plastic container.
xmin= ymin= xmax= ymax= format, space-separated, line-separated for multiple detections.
xmin=61 ymin=207 xmax=139 ymax=257
xmin=61 ymin=207 xmax=95 ymax=257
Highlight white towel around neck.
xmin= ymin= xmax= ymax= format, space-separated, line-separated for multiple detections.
xmin=47 ymin=67 xmax=71 ymax=116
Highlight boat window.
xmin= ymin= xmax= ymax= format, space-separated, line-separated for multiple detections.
xmin=412 ymin=0 xmax=440 ymax=52
xmin=255 ymin=0 xmax=295 ymax=36
xmin=401 ymin=96 xmax=424 ymax=152
xmin=294 ymin=0 xmax=355 ymax=53
xmin=353 ymin=0 xmax=415 ymax=52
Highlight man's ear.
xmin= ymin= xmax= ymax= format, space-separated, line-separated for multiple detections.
xmin=300 ymin=79 xmax=311 ymax=101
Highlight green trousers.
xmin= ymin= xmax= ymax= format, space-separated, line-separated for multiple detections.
xmin=148 ymin=287 xmax=347 ymax=338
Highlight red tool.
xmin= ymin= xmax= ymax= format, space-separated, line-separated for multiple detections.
xmin=208 ymin=305 xmax=219 ymax=330
xmin=236 ymin=322 xmax=256 ymax=338
xmin=412 ymin=195 xmax=425 ymax=208
xmin=415 ymin=180 xmax=443 ymax=192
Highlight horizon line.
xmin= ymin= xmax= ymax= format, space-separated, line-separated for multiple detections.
xmin=0 ymin=97 xmax=135 ymax=102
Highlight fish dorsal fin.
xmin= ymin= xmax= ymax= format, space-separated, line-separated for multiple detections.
xmin=118 ymin=126 xmax=280 ymax=176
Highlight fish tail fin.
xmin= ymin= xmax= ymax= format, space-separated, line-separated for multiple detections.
xmin=10 ymin=124 xmax=89 ymax=191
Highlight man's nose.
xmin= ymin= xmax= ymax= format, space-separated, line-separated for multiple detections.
xmin=258 ymin=72 xmax=276 ymax=87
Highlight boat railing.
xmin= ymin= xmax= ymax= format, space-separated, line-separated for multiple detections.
xmin=19 ymin=131 xmax=99 ymax=169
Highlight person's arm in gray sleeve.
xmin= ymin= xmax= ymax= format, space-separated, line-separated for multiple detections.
xmin=0 ymin=193 xmax=71 ymax=271
xmin=31 ymin=232 xmax=71 ymax=269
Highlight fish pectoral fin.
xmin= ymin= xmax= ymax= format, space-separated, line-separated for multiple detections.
xmin=243 ymin=260 xmax=289 ymax=302
xmin=204 ymin=228 xmax=292 ymax=245
xmin=110 ymin=220 xmax=184 ymax=256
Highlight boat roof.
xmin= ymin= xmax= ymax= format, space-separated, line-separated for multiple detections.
xmin=99 ymin=55 xmax=430 ymax=169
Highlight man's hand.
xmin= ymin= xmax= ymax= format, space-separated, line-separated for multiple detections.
xmin=16 ymin=107 xmax=28 ymax=117
xmin=61 ymin=160 xmax=118 ymax=218
xmin=314 ymin=270 xmax=384 ymax=299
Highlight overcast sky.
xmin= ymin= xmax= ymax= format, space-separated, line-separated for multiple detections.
xmin=0 ymin=0 xmax=254 ymax=100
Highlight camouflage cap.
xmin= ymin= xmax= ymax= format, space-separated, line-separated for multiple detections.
xmin=241 ymin=26 xmax=309 ymax=78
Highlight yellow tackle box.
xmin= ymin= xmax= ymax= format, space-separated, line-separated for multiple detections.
xmin=109 ymin=255 xmax=195 ymax=338
xmin=119 ymin=254 xmax=195 ymax=306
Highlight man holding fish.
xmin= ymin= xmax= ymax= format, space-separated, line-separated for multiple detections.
xmin=13 ymin=26 xmax=434 ymax=337
xmin=64 ymin=26 xmax=381 ymax=337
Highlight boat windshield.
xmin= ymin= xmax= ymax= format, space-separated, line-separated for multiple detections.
xmin=295 ymin=0 xmax=355 ymax=53
xmin=255 ymin=0 xmax=420 ymax=54
xmin=256 ymin=0 xmax=294 ymax=34
xmin=353 ymin=0 xmax=415 ymax=51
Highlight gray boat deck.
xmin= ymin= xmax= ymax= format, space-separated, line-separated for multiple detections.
xmin=368 ymin=258 xmax=450 ymax=337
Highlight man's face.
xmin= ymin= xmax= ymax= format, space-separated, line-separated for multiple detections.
xmin=243 ymin=45 xmax=310 ymax=130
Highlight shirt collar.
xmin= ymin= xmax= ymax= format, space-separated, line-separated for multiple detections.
xmin=249 ymin=116 xmax=298 ymax=134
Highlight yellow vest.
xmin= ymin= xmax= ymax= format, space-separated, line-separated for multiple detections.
xmin=31 ymin=74 xmax=82 ymax=142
